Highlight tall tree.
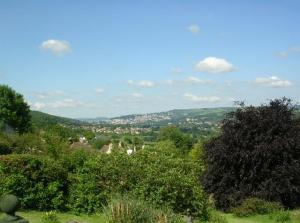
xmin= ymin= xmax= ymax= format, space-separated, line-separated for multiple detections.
xmin=0 ymin=85 xmax=31 ymax=133
xmin=202 ymin=98 xmax=300 ymax=210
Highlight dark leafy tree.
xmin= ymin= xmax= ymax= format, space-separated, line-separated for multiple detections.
xmin=0 ymin=85 xmax=31 ymax=133
xmin=202 ymin=98 xmax=300 ymax=210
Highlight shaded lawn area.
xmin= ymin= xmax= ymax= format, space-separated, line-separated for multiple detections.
xmin=220 ymin=209 xmax=300 ymax=223
xmin=1 ymin=211 xmax=108 ymax=223
xmin=1 ymin=210 xmax=300 ymax=223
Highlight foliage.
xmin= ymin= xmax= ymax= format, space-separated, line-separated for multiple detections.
xmin=157 ymin=126 xmax=193 ymax=153
xmin=270 ymin=211 xmax=291 ymax=223
xmin=30 ymin=110 xmax=82 ymax=130
xmin=0 ymin=134 xmax=12 ymax=155
xmin=41 ymin=211 xmax=61 ymax=223
xmin=202 ymin=98 xmax=300 ymax=210
xmin=0 ymin=154 xmax=68 ymax=210
xmin=68 ymin=146 xmax=209 ymax=218
xmin=60 ymin=148 xmax=94 ymax=173
xmin=11 ymin=133 xmax=46 ymax=154
xmin=91 ymin=135 xmax=111 ymax=150
xmin=0 ymin=132 xmax=47 ymax=155
xmin=0 ymin=85 xmax=31 ymax=133
xmin=189 ymin=140 xmax=205 ymax=161
xmin=104 ymin=195 xmax=185 ymax=223
xmin=132 ymin=146 xmax=208 ymax=219
xmin=232 ymin=198 xmax=283 ymax=217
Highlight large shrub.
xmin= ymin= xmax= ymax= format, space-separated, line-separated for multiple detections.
xmin=68 ymin=143 xmax=209 ymax=219
xmin=202 ymin=98 xmax=300 ymax=210
xmin=132 ymin=142 xmax=208 ymax=219
xmin=0 ymin=154 xmax=68 ymax=210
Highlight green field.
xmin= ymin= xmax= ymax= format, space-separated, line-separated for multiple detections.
xmin=1 ymin=210 xmax=300 ymax=223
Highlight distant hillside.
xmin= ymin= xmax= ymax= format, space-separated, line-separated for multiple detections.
xmin=31 ymin=111 xmax=84 ymax=128
xmin=109 ymin=107 xmax=236 ymax=126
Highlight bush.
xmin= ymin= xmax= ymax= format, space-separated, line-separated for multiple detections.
xmin=132 ymin=146 xmax=208 ymax=219
xmin=0 ymin=133 xmax=12 ymax=155
xmin=67 ymin=152 xmax=133 ymax=214
xmin=0 ymin=154 xmax=68 ymax=210
xmin=68 ymin=147 xmax=209 ymax=219
xmin=41 ymin=211 xmax=61 ymax=223
xmin=232 ymin=198 xmax=283 ymax=217
xmin=203 ymin=98 xmax=300 ymax=210
xmin=104 ymin=195 xmax=185 ymax=223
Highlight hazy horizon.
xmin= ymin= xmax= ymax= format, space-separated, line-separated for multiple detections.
xmin=1 ymin=0 xmax=299 ymax=118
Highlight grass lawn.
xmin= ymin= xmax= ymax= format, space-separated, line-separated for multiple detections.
xmin=1 ymin=211 xmax=108 ymax=223
xmin=1 ymin=210 xmax=300 ymax=223
xmin=220 ymin=209 xmax=300 ymax=223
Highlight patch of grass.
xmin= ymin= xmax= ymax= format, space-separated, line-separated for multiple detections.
xmin=1 ymin=209 xmax=300 ymax=223
xmin=220 ymin=209 xmax=300 ymax=223
xmin=1 ymin=211 xmax=107 ymax=223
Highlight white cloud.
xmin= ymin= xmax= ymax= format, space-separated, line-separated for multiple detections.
xmin=279 ymin=46 xmax=300 ymax=58
xmin=184 ymin=93 xmax=221 ymax=102
xmin=131 ymin=93 xmax=144 ymax=98
xmin=30 ymin=102 xmax=46 ymax=110
xmin=187 ymin=24 xmax=200 ymax=34
xmin=30 ymin=98 xmax=84 ymax=110
xmin=254 ymin=76 xmax=292 ymax=88
xmin=170 ymin=67 xmax=183 ymax=74
xmin=185 ymin=76 xmax=212 ymax=84
xmin=195 ymin=57 xmax=235 ymax=74
xmin=33 ymin=90 xmax=65 ymax=99
xmin=95 ymin=88 xmax=104 ymax=94
xmin=165 ymin=79 xmax=176 ymax=85
xmin=127 ymin=80 xmax=155 ymax=88
xmin=41 ymin=39 xmax=71 ymax=55
xmin=51 ymin=99 xmax=83 ymax=108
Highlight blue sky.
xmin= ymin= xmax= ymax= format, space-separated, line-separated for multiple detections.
xmin=0 ymin=0 xmax=299 ymax=118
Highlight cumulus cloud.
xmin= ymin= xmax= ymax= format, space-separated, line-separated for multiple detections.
xmin=185 ymin=76 xmax=212 ymax=84
xmin=187 ymin=24 xmax=200 ymax=34
xmin=254 ymin=76 xmax=292 ymax=88
xmin=279 ymin=46 xmax=300 ymax=58
xmin=184 ymin=93 xmax=220 ymax=102
xmin=195 ymin=57 xmax=235 ymax=74
xmin=40 ymin=39 xmax=71 ymax=55
xmin=127 ymin=80 xmax=155 ymax=88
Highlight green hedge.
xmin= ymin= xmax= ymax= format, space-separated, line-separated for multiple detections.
xmin=0 ymin=146 xmax=209 ymax=219
xmin=68 ymin=145 xmax=208 ymax=219
xmin=0 ymin=154 xmax=68 ymax=210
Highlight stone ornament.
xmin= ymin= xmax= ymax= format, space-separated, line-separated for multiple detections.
xmin=0 ymin=195 xmax=29 ymax=223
